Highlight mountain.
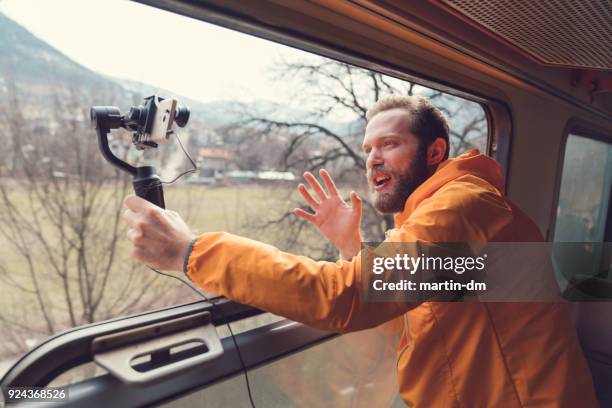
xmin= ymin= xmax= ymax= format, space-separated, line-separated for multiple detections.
xmin=0 ymin=13 xmax=350 ymax=134
xmin=0 ymin=12 xmax=129 ymax=107
xmin=0 ymin=13 xmax=102 ymax=86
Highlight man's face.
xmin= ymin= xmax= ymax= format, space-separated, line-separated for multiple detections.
xmin=363 ymin=108 xmax=429 ymax=214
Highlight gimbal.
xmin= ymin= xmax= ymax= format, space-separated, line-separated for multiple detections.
xmin=90 ymin=95 xmax=190 ymax=209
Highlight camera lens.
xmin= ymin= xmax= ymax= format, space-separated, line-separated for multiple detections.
xmin=174 ymin=106 xmax=190 ymax=127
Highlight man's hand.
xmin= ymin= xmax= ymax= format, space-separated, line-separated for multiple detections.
xmin=294 ymin=170 xmax=362 ymax=260
xmin=123 ymin=195 xmax=196 ymax=271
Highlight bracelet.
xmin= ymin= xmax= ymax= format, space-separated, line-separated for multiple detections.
xmin=182 ymin=237 xmax=198 ymax=279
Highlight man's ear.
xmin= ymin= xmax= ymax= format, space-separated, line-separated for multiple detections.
xmin=427 ymin=137 xmax=447 ymax=167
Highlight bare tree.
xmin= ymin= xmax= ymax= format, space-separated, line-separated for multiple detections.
xmin=0 ymin=85 xmax=189 ymax=358
xmin=224 ymin=58 xmax=487 ymax=257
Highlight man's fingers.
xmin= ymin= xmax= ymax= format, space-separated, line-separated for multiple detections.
xmin=293 ymin=208 xmax=316 ymax=223
xmin=122 ymin=208 xmax=143 ymax=229
xmin=131 ymin=245 xmax=149 ymax=264
xmin=350 ymin=191 xmax=362 ymax=212
xmin=123 ymin=209 xmax=145 ymax=231
xmin=126 ymin=227 xmax=143 ymax=243
xmin=303 ymin=172 xmax=328 ymax=201
xmin=319 ymin=169 xmax=340 ymax=197
xmin=124 ymin=196 xmax=165 ymax=231
xmin=123 ymin=208 xmax=157 ymax=232
xmin=298 ymin=184 xmax=320 ymax=209
xmin=124 ymin=195 xmax=156 ymax=213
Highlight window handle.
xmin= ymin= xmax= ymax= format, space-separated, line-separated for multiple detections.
xmin=92 ymin=311 xmax=223 ymax=384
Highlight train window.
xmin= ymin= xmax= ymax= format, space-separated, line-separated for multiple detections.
xmin=162 ymin=324 xmax=405 ymax=408
xmin=0 ymin=0 xmax=489 ymax=383
xmin=553 ymin=133 xmax=612 ymax=295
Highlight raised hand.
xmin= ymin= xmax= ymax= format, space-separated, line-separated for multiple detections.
xmin=294 ymin=169 xmax=362 ymax=260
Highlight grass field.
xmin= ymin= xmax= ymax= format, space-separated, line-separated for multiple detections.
xmin=0 ymin=182 xmax=332 ymax=364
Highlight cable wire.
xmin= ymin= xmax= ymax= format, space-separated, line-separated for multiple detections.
xmin=143 ymin=132 xmax=257 ymax=408
xmin=148 ymin=267 xmax=257 ymax=408
xmin=160 ymin=130 xmax=198 ymax=185
xmin=135 ymin=131 xmax=196 ymax=196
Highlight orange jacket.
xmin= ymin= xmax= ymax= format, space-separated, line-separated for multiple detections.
xmin=187 ymin=150 xmax=597 ymax=407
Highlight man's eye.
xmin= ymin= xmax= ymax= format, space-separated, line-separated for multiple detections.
xmin=384 ymin=140 xmax=396 ymax=147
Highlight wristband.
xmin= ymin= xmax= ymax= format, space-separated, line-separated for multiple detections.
xmin=182 ymin=236 xmax=198 ymax=279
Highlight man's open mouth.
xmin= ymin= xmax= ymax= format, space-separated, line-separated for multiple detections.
xmin=371 ymin=173 xmax=392 ymax=190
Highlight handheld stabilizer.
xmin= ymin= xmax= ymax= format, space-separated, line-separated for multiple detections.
xmin=91 ymin=95 xmax=190 ymax=208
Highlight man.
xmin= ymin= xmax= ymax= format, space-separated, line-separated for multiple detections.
xmin=123 ymin=96 xmax=597 ymax=406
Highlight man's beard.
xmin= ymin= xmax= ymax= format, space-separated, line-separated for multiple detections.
xmin=370 ymin=147 xmax=429 ymax=214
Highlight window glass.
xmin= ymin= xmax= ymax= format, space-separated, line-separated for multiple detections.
xmin=553 ymin=134 xmax=612 ymax=291
xmin=0 ymin=0 xmax=489 ymax=375
xmin=162 ymin=323 xmax=405 ymax=408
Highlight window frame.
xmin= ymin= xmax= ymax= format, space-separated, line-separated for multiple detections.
xmin=551 ymin=120 xmax=612 ymax=406
xmin=0 ymin=299 xmax=335 ymax=407
xmin=549 ymin=118 xmax=612 ymax=241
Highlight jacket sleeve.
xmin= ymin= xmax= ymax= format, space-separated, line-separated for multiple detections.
xmin=186 ymin=231 xmax=414 ymax=332
xmin=185 ymin=176 xmax=515 ymax=333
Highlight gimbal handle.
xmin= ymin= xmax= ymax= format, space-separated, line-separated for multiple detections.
xmin=133 ymin=166 xmax=166 ymax=209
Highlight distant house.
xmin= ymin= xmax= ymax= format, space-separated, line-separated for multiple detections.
xmin=192 ymin=147 xmax=236 ymax=184
xmin=256 ymin=171 xmax=296 ymax=182
xmin=226 ymin=170 xmax=295 ymax=184
xmin=190 ymin=147 xmax=296 ymax=186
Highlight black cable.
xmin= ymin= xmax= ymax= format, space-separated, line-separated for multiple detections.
xmin=143 ymin=133 xmax=257 ymax=408
xmin=160 ymin=130 xmax=198 ymax=185
xmin=148 ymin=267 xmax=257 ymax=408
xmin=135 ymin=131 xmax=196 ymax=196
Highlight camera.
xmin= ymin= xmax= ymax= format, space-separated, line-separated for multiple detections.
xmin=91 ymin=95 xmax=190 ymax=149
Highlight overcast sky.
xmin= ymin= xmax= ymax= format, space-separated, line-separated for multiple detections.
xmin=0 ymin=0 xmax=305 ymax=103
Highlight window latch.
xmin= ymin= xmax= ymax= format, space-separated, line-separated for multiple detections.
xmin=92 ymin=311 xmax=223 ymax=384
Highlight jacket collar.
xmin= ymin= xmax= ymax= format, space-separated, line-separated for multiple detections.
xmin=393 ymin=150 xmax=505 ymax=227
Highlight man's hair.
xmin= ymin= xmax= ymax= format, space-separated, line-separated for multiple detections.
xmin=366 ymin=95 xmax=450 ymax=160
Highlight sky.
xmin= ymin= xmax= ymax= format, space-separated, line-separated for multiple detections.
xmin=0 ymin=0 xmax=304 ymax=103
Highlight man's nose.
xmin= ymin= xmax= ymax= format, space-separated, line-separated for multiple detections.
xmin=366 ymin=149 xmax=384 ymax=170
